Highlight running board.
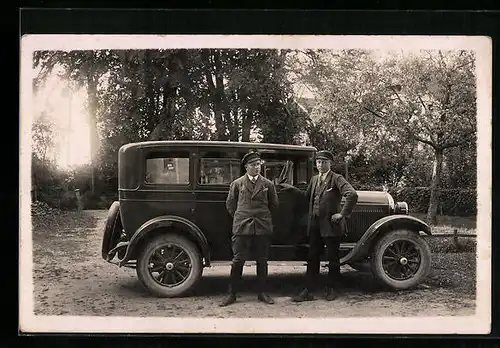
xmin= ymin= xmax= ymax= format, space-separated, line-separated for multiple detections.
xmin=107 ymin=259 xmax=136 ymax=269
xmin=287 ymin=243 xmax=356 ymax=250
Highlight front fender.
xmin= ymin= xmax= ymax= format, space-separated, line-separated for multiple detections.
xmin=118 ymin=215 xmax=210 ymax=267
xmin=340 ymin=215 xmax=431 ymax=265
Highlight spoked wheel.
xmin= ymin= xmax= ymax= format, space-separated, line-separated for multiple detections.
xmin=370 ymin=229 xmax=431 ymax=290
xmin=382 ymin=240 xmax=422 ymax=281
xmin=137 ymin=234 xmax=202 ymax=297
xmin=149 ymin=244 xmax=192 ymax=287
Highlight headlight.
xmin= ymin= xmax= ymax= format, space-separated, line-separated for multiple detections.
xmin=395 ymin=202 xmax=409 ymax=215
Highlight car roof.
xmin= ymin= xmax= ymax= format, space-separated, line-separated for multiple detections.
xmin=120 ymin=140 xmax=317 ymax=153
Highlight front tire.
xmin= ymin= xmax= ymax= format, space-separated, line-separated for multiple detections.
xmin=370 ymin=229 xmax=431 ymax=290
xmin=136 ymin=234 xmax=203 ymax=297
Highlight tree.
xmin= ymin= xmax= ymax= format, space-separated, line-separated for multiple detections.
xmin=32 ymin=48 xmax=316 ymax=209
xmin=362 ymin=50 xmax=476 ymax=224
xmin=32 ymin=112 xmax=56 ymax=164
xmin=293 ymin=49 xmax=476 ymax=223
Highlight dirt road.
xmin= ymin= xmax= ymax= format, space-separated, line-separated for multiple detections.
xmin=31 ymin=210 xmax=476 ymax=318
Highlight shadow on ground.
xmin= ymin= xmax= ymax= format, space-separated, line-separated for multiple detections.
xmin=116 ymin=269 xmax=395 ymax=299
xmin=192 ymin=270 xmax=388 ymax=297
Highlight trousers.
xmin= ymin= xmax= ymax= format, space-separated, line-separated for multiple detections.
xmin=228 ymin=235 xmax=271 ymax=294
xmin=306 ymin=217 xmax=341 ymax=289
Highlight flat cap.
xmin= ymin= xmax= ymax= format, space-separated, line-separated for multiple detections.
xmin=241 ymin=151 xmax=261 ymax=166
xmin=315 ymin=150 xmax=334 ymax=162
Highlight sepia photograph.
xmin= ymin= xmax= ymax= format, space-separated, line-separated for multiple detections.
xmin=19 ymin=34 xmax=492 ymax=334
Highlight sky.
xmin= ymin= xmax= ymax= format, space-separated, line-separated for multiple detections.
xmin=33 ymin=71 xmax=91 ymax=169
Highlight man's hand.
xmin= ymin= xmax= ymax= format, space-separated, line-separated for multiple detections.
xmin=330 ymin=213 xmax=343 ymax=224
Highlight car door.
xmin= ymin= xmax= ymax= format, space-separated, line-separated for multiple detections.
xmin=260 ymin=155 xmax=309 ymax=247
xmin=193 ymin=149 xmax=242 ymax=261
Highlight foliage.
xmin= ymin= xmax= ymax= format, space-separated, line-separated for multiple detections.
xmin=296 ymin=49 xmax=477 ymax=222
xmin=31 ymin=155 xmax=78 ymax=210
xmin=32 ymin=48 xmax=477 ymax=216
xmin=32 ymin=113 xmax=57 ymax=163
xmin=391 ymin=187 xmax=476 ymax=216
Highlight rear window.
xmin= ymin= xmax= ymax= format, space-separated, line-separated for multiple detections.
xmin=145 ymin=151 xmax=190 ymax=185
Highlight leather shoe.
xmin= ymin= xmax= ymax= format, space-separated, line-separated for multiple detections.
xmin=257 ymin=292 xmax=275 ymax=304
xmin=219 ymin=293 xmax=237 ymax=307
xmin=291 ymin=289 xmax=314 ymax=302
xmin=325 ymin=287 xmax=338 ymax=301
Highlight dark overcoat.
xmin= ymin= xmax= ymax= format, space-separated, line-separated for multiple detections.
xmin=226 ymin=174 xmax=279 ymax=236
xmin=306 ymin=171 xmax=358 ymax=237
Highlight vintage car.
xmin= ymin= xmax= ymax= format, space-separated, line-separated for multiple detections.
xmin=102 ymin=140 xmax=432 ymax=298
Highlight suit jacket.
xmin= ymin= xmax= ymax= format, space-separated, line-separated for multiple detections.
xmin=306 ymin=171 xmax=358 ymax=237
xmin=226 ymin=174 xmax=279 ymax=236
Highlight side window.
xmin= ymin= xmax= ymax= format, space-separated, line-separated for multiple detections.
xmin=296 ymin=160 xmax=308 ymax=185
xmin=145 ymin=151 xmax=190 ymax=185
xmin=262 ymin=160 xmax=294 ymax=185
xmin=199 ymin=158 xmax=240 ymax=185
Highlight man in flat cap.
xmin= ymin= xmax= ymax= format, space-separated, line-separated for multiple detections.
xmin=292 ymin=150 xmax=358 ymax=302
xmin=220 ymin=151 xmax=280 ymax=307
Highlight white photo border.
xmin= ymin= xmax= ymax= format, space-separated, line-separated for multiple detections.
xmin=19 ymin=34 xmax=492 ymax=334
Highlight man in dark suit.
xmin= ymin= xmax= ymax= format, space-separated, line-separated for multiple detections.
xmin=292 ymin=150 xmax=358 ymax=302
xmin=219 ymin=151 xmax=280 ymax=307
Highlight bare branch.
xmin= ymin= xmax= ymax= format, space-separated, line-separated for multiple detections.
xmin=417 ymin=95 xmax=427 ymax=111
xmin=452 ymin=59 xmax=474 ymax=71
xmin=362 ymin=106 xmax=385 ymax=119
xmin=412 ymin=134 xmax=437 ymax=149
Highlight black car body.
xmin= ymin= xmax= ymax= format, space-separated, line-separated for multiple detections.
xmin=102 ymin=141 xmax=432 ymax=297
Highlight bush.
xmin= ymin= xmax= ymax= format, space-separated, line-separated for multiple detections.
xmin=352 ymin=185 xmax=476 ymax=216
xmin=81 ymin=190 xmax=116 ymax=210
xmin=34 ymin=184 xmax=78 ymax=211
xmin=32 ymin=156 xmax=78 ymax=211
xmin=389 ymin=187 xmax=476 ymax=216
xmin=59 ymin=191 xmax=78 ymax=210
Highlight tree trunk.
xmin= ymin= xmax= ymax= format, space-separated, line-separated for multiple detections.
xmin=87 ymin=67 xmax=99 ymax=194
xmin=241 ymin=112 xmax=252 ymax=142
xmin=229 ymin=105 xmax=240 ymax=141
xmin=213 ymin=51 xmax=231 ymax=141
xmin=426 ymin=148 xmax=444 ymax=225
xmin=201 ymin=49 xmax=226 ymax=140
xmin=144 ymin=50 xmax=156 ymax=122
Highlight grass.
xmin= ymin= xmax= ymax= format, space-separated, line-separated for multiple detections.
xmin=31 ymin=210 xmax=98 ymax=240
xmin=411 ymin=213 xmax=476 ymax=229
xmin=409 ymin=213 xmax=477 ymax=253
xmin=411 ymin=213 xmax=476 ymax=235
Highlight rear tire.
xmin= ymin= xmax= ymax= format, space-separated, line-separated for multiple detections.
xmin=101 ymin=201 xmax=122 ymax=260
xmin=136 ymin=234 xmax=203 ymax=298
xmin=370 ymin=229 xmax=431 ymax=290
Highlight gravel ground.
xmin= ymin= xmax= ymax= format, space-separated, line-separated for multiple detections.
xmin=29 ymin=210 xmax=477 ymax=318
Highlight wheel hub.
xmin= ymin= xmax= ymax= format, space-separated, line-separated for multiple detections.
xmin=381 ymin=239 xmax=423 ymax=281
xmin=165 ymin=262 xmax=174 ymax=271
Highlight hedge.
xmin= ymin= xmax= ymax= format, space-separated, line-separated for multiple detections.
xmin=389 ymin=187 xmax=476 ymax=216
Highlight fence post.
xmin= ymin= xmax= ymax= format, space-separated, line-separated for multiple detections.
xmin=75 ymin=189 xmax=83 ymax=211
xmin=452 ymin=228 xmax=461 ymax=250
